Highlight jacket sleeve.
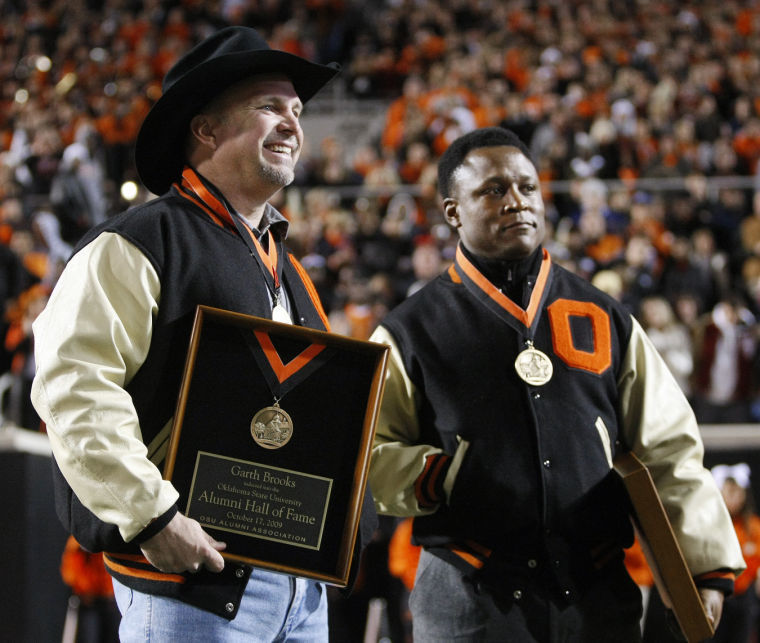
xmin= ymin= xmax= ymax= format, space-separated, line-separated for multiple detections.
xmin=368 ymin=325 xmax=466 ymax=516
xmin=31 ymin=232 xmax=179 ymax=542
xmin=617 ymin=317 xmax=745 ymax=578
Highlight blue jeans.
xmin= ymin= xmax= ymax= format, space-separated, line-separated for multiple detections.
xmin=112 ymin=569 xmax=327 ymax=642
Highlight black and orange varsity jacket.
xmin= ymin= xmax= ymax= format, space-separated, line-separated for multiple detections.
xmin=369 ymin=244 xmax=744 ymax=602
xmin=32 ymin=168 xmax=376 ymax=619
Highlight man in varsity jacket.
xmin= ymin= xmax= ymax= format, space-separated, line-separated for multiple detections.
xmin=368 ymin=127 xmax=745 ymax=642
xmin=31 ymin=26 xmax=376 ymax=641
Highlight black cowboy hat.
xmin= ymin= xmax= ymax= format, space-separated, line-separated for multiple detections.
xmin=134 ymin=26 xmax=340 ymax=195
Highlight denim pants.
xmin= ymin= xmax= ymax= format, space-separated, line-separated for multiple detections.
xmin=410 ymin=549 xmax=642 ymax=642
xmin=112 ymin=569 xmax=327 ymax=642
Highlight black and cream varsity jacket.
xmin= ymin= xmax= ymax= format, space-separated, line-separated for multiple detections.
xmin=369 ymin=243 xmax=744 ymax=601
xmin=32 ymin=168 xmax=376 ymax=619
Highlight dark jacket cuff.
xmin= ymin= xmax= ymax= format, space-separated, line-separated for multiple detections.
xmin=130 ymin=504 xmax=179 ymax=544
xmin=694 ymin=570 xmax=735 ymax=597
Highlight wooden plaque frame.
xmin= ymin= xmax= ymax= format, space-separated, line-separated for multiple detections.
xmin=614 ymin=451 xmax=714 ymax=643
xmin=164 ymin=305 xmax=388 ymax=587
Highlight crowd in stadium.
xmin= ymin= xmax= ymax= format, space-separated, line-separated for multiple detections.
xmin=1 ymin=0 xmax=760 ymax=430
xmin=5 ymin=1 xmax=760 ymax=641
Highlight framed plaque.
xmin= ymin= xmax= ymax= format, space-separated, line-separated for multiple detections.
xmin=614 ymin=452 xmax=714 ymax=643
xmin=164 ymin=305 xmax=388 ymax=587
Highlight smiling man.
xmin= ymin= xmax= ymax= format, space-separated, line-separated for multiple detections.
xmin=368 ymin=127 xmax=744 ymax=642
xmin=31 ymin=26 xmax=377 ymax=642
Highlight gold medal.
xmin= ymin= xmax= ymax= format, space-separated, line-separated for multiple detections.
xmin=515 ymin=342 xmax=553 ymax=386
xmin=251 ymin=401 xmax=293 ymax=449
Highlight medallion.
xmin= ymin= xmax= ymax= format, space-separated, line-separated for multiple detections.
xmin=515 ymin=345 xmax=553 ymax=386
xmin=251 ymin=401 xmax=294 ymax=449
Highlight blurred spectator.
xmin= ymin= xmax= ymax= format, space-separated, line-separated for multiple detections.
xmin=398 ymin=141 xmax=432 ymax=185
xmin=12 ymin=122 xmax=63 ymax=211
xmin=3 ymin=283 xmax=48 ymax=429
xmin=405 ymin=241 xmax=444 ymax=298
xmin=639 ymin=295 xmax=695 ymax=398
xmin=691 ymin=226 xmax=732 ymax=310
xmin=352 ymin=200 xmax=404 ymax=280
xmin=311 ymin=136 xmax=364 ymax=186
xmin=381 ymin=75 xmax=430 ymax=154
xmin=626 ymin=192 xmax=672 ymax=261
xmin=742 ymin=255 xmax=760 ymax=316
xmin=619 ymin=233 xmax=660 ymax=316
xmin=568 ymin=132 xmax=606 ymax=179
xmin=590 ymin=269 xmax=624 ymax=302
xmin=663 ymin=187 xmax=704 ymax=239
xmin=60 ymin=535 xmax=119 ymax=643
xmin=692 ymin=296 xmax=757 ymax=423
xmin=740 ymin=190 xmax=760 ymax=257
xmin=710 ymin=463 xmax=760 ymax=643
xmin=733 ymin=117 xmax=760 ymax=175
xmin=50 ymin=147 xmax=99 ymax=245
xmin=574 ymin=178 xmax=628 ymax=235
xmin=387 ymin=517 xmax=420 ymax=643
xmin=660 ymin=234 xmax=719 ymax=316
xmin=30 ymin=206 xmax=73 ymax=287
xmin=576 ymin=206 xmax=625 ymax=273
xmin=623 ymin=537 xmax=654 ymax=633
xmin=709 ymin=187 xmax=748 ymax=254
xmin=53 ymin=123 xmax=109 ymax=234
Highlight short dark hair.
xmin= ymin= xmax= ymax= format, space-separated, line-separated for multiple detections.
xmin=437 ymin=127 xmax=535 ymax=198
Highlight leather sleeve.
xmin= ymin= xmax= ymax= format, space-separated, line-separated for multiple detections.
xmin=31 ymin=232 xmax=180 ymax=542
xmin=367 ymin=325 xmax=446 ymax=516
xmin=617 ymin=317 xmax=745 ymax=578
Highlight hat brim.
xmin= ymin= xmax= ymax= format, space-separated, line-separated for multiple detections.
xmin=135 ymin=50 xmax=339 ymax=195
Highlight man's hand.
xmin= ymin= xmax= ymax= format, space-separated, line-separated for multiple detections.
xmin=140 ymin=513 xmax=226 ymax=574
xmin=699 ymin=587 xmax=725 ymax=631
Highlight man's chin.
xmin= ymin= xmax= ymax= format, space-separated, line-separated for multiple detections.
xmin=493 ymin=235 xmax=541 ymax=260
xmin=259 ymin=165 xmax=295 ymax=187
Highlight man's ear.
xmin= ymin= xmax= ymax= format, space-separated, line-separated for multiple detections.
xmin=443 ymin=198 xmax=461 ymax=228
xmin=189 ymin=114 xmax=217 ymax=150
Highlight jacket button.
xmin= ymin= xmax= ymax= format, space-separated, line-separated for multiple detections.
xmin=527 ymin=559 xmax=537 ymax=569
xmin=225 ymin=603 xmax=235 ymax=613
xmin=235 ymin=567 xmax=245 ymax=578
xmin=543 ymin=459 xmax=552 ymax=468
xmin=513 ymin=590 xmax=523 ymax=600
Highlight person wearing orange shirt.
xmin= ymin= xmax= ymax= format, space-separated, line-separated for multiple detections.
xmin=711 ymin=463 xmax=760 ymax=643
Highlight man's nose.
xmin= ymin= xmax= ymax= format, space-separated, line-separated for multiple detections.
xmin=278 ymin=110 xmax=301 ymax=134
xmin=504 ymin=186 xmax=527 ymax=210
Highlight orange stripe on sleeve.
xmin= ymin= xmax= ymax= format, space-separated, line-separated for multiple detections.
xmin=695 ymin=571 xmax=736 ymax=582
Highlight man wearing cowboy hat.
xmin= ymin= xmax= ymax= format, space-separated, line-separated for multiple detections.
xmin=31 ymin=26 xmax=375 ymax=641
